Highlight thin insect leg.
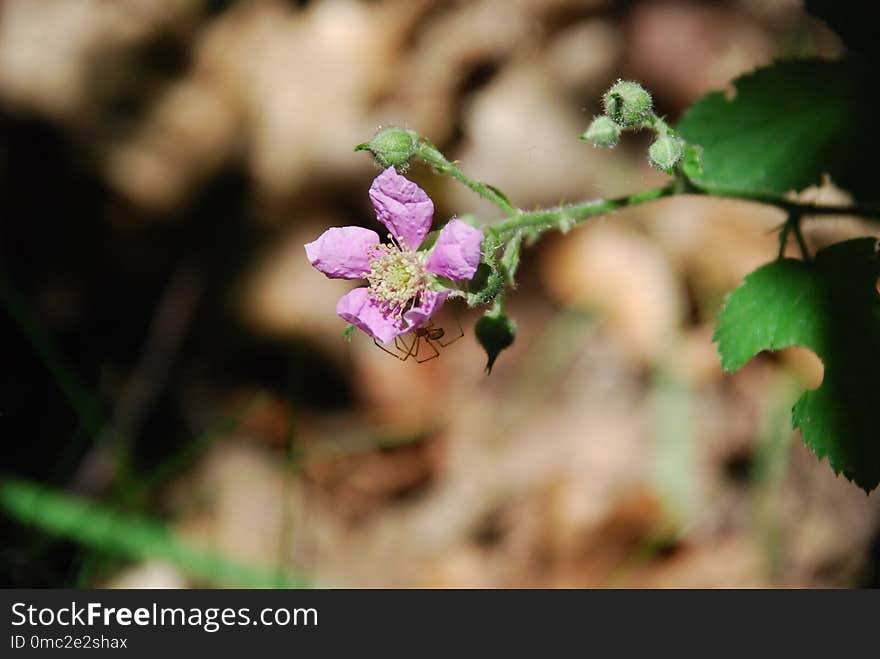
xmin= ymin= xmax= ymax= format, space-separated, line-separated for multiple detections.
xmin=438 ymin=318 xmax=464 ymax=347
xmin=404 ymin=334 xmax=420 ymax=361
xmin=415 ymin=338 xmax=440 ymax=363
xmin=374 ymin=338 xmax=406 ymax=361
xmin=394 ymin=335 xmax=413 ymax=357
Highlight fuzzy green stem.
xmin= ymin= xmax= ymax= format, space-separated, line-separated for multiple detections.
xmin=645 ymin=113 xmax=673 ymax=136
xmin=500 ymin=230 xmax=524 ymax=283
xmin=413 ymin=136 xmax=880 ymax=233
xmin=416 ymin=139 xmax=518 ymax=217
xmin=495 ymin=184 xmax=681 ymax=236
xmin=494 ymin=180 xmax=880 ymax=238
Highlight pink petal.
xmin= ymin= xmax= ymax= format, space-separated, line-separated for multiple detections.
xmin=402 ymin=289 xmax=449 ymax=331
xmin=305 ymin=226 xmax=380 ymax=279
xmin=336 ymin=287 xmax=403 ymax=344
xmin=368 ymin=167 xmax=434 ymax=250
xmin=424 ymin=219 xmax=483 ymax=281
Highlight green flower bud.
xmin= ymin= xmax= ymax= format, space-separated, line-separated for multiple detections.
xmin=355 ymin=127 xmax=419 ymax=168
xmin=603 ymin=80 xmax=653 ymax=128
xmin=648 ymin=134 xmax=683 ymax=172
xmin=580 ymin=116 xmax=621 ymax=148
xmin=475 ymin=311 xmax=516 ymax=374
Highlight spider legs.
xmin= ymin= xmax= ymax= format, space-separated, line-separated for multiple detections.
xmin=373 ymin=336 xmax=411 ymax=361
xmin=373 ymin=333 xmax=422 ymax=361
xmin=414 ymin=337 xmax=440 ymax=363
xmin=372 ymin=319 xmax=455 ymax=363
xmin=437 ymin=318 xmax=464 ymax=347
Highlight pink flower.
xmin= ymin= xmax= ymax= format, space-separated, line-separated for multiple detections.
xmin=305 ymin=167 xmax=483 ymax=343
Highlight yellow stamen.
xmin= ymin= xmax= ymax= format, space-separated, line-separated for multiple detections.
xmin=366 ymin=234 xmax=427 ymax=318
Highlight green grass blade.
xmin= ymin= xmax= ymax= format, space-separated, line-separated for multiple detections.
xmin=0 ymin=477 xmax=309 ymax=588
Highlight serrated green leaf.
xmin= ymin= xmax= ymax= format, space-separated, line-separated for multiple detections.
xmin=714 ymin=238 xmax=880 ymax=492
xmin=678 ymin=59 xmax=880 ymax=202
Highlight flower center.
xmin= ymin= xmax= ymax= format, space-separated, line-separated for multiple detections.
xmin=366 ymin=234 xmax=428 ymax=318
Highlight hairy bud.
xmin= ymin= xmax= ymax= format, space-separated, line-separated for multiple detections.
xmin=603 ymin=80 xmax=653 ymax=128
xmin=355 ymin=127 xmax=419 ymax=168
xmin=581 ymin=116 xmax=621 ymax=148
xmin=648 ymin=134 xmax=683 ymax=172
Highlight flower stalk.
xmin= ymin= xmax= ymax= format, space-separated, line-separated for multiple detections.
xmin=413 ymin=139 xmax=519 ymax=218
xmin=343 ymin=78 xmax=880 ymax=371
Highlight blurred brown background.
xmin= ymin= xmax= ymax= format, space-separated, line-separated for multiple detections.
xmin=1 ymin=0 xmax=878 ymax=588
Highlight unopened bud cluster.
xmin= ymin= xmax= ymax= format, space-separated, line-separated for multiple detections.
xmin=582 ymin=79 xmax=686 ymax=173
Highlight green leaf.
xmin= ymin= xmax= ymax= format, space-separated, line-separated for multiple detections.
xmin=678 ymin=59 xmax=880 ymax=202
xmin=714 ymin=238 xmax=880 ymax=492
xmin=680 ymin=143 xmax=703 ymax=180
xmin=0 ymin=477 xmax=308 ymax=587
